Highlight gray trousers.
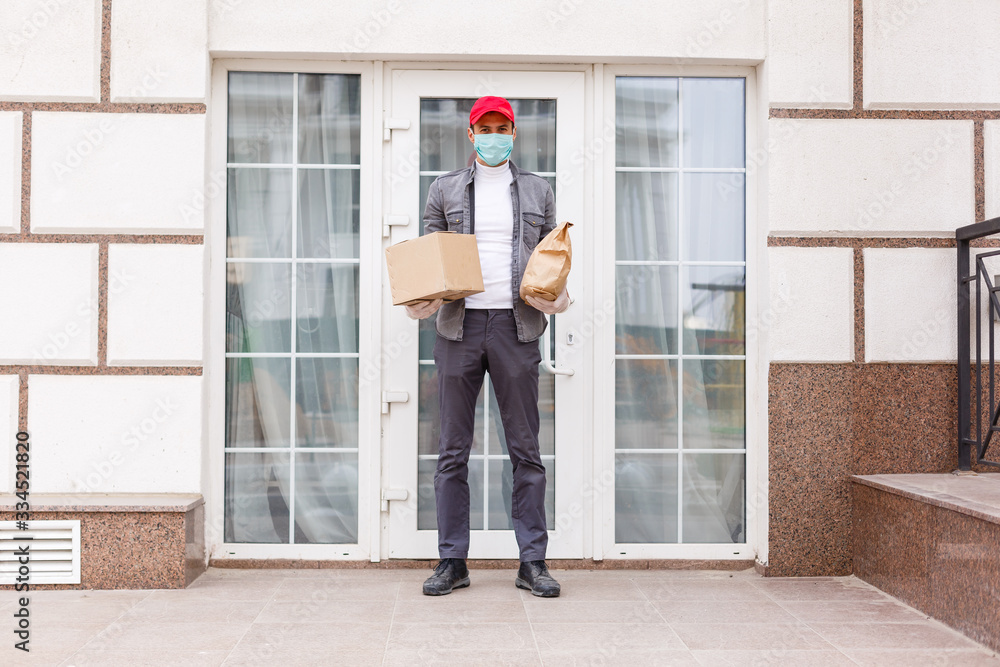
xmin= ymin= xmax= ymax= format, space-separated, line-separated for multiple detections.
xmin=433 ymin=308 xmax=548 ymax=562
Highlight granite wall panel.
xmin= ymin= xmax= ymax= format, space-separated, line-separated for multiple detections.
xmin=768 ymin=363 xmax=961 ymax=576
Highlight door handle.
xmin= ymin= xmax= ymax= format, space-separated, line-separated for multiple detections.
xmin=541 ymin=315 xmax=574 ymax=376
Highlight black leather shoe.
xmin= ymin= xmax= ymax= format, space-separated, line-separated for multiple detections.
xmin=422 ymin=558 xmax=470 ymax=596
xmin=515 ymin=560 xmax=560 ymax=597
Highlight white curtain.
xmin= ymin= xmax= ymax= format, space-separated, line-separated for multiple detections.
xmin=614 ymin=76 xmax=746 ymax=544
xmin=225 ymin=72 xmax=360 ymax=545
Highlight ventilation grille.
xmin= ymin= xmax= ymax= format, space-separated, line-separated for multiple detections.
xmin=0 ymin=520 xmax=81 ymax=585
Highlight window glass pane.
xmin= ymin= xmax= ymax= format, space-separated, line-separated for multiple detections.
xmin=682 ymin=78 xmax=745 ymax=169
xmin=615 ymin=453 xmax=677 ymax=543
xmin=615 ymin=75 xmax=746 ymax=546
xmin=682 ymin=266 xmax=745 ymax=356
xmin=227 ymin=168 xmax=292 ymax=259
xmin=224 ymin=451 xmax=290 ymax=543
xmin=296 ymin=358 xmax=359 ymax=448
xmin=297 ymin=73 xmax=361 ymax=164
xmin=682 ymin=453 xmax=745 ymax=543
xmin=616 ymin=172 xmax=678 ymax=261
xmin=226 ymin=71 xmax=362 ymax=546
xmin=226 ymin=262 xmax=291 ymax=354
xmin=293 ymin=451 xmax=358 ymax=543
xmin=296 ymin=264 xmax=359 ymax=354
xmin=683 ymin=360 xmax=746 ymax=450
xmin=616 ymin=265 xmax=678 ymax=355
xmin=616 ymin=77 xmax=679 ymax=168
xmin=227 ymin=72 xmax=293 ymax=164
xmin=615 ymin=359 xmax=678 ymax=450
xmin=684 ymin=173 xmax=744 ymax=262
xmin=297 ymin=169 xmax=360 ymax=259
xmin=225 ymin=357 xmax=292 ymax=449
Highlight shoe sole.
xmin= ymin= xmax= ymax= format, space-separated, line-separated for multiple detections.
xmin=422 ymin=576 xmax=471 ymax=596
xmin=515 ymin=576 xmax=560 ymax=597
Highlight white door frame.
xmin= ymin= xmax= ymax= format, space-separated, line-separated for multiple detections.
xmin=205 ymin=59 xmax=763 ymax=565
xmin=381 ymin=67 xmax=592 ymax=560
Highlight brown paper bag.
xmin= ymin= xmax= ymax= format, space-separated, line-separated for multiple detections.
xmin=519 ymin=221 xmax=573 ymax=301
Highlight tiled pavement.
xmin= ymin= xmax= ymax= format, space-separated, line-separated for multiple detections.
xmin=1 ymin=567 xmax=998 ymax=666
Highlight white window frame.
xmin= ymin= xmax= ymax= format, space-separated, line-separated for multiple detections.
xmin=206 ymin=59 xmax=378 ymax=561
xmin=596 ymin=64 xmax=762 ymax=561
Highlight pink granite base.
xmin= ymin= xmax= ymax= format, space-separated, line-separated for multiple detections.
xmin=0 ymin=497 xmax=205 ymax=590
xmin=852 ymin=474 xmax=1000 ymax=652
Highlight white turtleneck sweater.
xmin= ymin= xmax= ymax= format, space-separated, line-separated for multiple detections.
xmin=464 ymin=161 xmax=514 ymax=309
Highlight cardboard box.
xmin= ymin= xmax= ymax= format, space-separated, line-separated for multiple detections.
xmin=385 ymin=231 xmax=485 ymax=306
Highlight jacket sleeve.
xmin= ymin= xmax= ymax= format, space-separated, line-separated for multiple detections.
xmin=423 ymin=178 xmax=447 ymax=234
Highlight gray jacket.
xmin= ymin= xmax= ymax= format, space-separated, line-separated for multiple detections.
xmin=423 ymin=159 xmax=556 ymax=342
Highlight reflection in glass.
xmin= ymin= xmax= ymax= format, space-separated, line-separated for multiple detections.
xmin=227 ymin=72 xmax=293 ymax=164
xmin=682 ymin=266 xmax=745 ymax=356
xmin=296 ymin=264 xmax=359 ymax=354
xmin=224 ymin=451 xmax=290 ymax=543
xmin=297 ymin=169 xmax=360 ymax=258
xmin=682 ymin=78 xmax=745 ymax=169
xmin=615 ymin=453 xmax=678 ymax=543
xmin=615 ymin=77 xmax=679 ymax=168
xmin=296 ymin=358 xmax=359 ymax=448
xmin=682 ymin=454 xmax=744 ymax=543
xmin=297 ymin=73 xmax=360 ymax=165
xmin=615 ymin=359 xmax=678 ymax=449
xmin=227 ymin=168 xmax=292 ymax=259
xmin=616 ymin=172 xmax=678 ymax=261
xmin=226 ymin=262 xmax=291 ymax=354
xmin=615 ymin=265 xmax=678 ymax=355
xmin=684 ymin=173 xmax=744 ymax=262
xmin=294 ymin=451 xmax=358 ymax=543
xmin=683 ymin=359 xmax=745 ymax=451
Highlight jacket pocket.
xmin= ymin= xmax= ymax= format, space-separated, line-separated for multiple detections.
xmin=522 ymin=212 xmax=545 ymax=247
xmin=445 ymin=210 xmax=464 ymax=233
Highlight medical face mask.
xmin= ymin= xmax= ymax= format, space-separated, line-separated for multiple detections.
xmin=473 ymin=133 xmax=513 ymax=166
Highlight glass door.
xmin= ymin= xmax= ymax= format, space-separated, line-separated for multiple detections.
xmin=383 ymin=69 xmax=587 ymax=559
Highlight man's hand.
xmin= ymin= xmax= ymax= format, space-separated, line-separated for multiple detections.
xmin=404 ymin=298 xmax=444 ymax=320
xmin=524 ymin=288 xmax=570 ymax=315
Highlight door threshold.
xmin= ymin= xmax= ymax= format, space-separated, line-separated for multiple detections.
xmin=208 ymin=557 xmax=756 ymax=571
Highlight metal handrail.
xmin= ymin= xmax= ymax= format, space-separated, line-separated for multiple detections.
xmin=956 ymin=216 xmax=1000 ymax=470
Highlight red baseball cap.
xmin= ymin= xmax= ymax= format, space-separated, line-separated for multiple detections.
xmin=469 ymin=96 xmax=515 ymax=127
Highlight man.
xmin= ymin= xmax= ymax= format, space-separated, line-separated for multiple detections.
xmin=406 ymin=96 xmax=570 ymax=597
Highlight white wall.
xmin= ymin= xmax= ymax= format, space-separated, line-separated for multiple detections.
xmin=0 ymin=0 xmax=101 ymax=102
xmin=209 ymin=0 xmax=766 ymax=61
xmin=864 ymin=0 xmax=1000 ymax=109
xmin=29 ymin=375 xmax=203 ymax=493
xmin=0 ymin=112 xmax=22 ymax=233
xmin=767 ymin=247 xmax=854 ymax=362
xmin=0 ymin=376 xmax=18 ymax=494
xmin=768 ymin=119 xmax=974 ymax=236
